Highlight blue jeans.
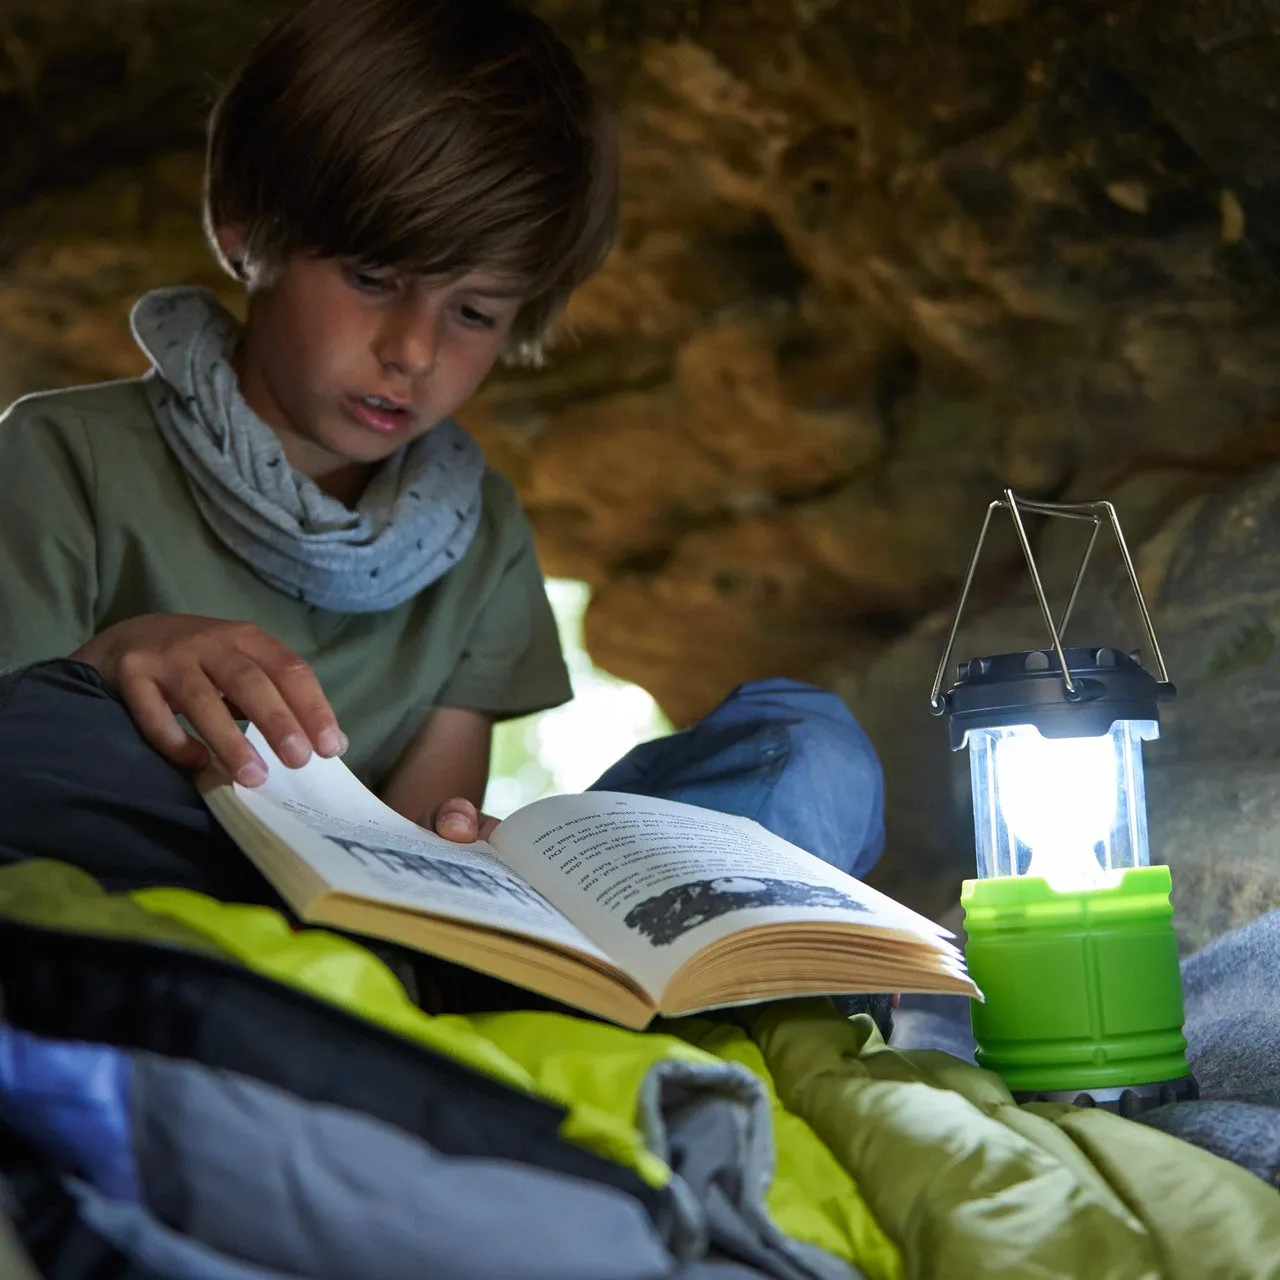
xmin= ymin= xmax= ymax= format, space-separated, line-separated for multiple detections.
xmin=590 ymin=676 xmax=885 ymax=882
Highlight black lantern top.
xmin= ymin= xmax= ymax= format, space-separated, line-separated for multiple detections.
xmin=939 ymin=645 xmax=1170 ymax=749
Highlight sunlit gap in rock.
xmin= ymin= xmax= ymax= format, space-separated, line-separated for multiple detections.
xmin=484 ymin=580 xmax=673 ymax=818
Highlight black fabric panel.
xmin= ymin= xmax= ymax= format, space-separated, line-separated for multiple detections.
xmin=0 ymin=662 xmax=283 ymax=907
xmin=2 ymin=1136 xmax=157 ymax=1280
xmin=0 ymin=920 xmax=666 ymax=1219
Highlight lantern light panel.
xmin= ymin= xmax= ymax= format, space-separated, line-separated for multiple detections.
xmin=964 ymin=717 xmax=1157 ymax=891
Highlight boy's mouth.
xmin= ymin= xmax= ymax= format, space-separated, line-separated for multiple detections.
xmin=344 ymin=392 xmax=416 ymax=435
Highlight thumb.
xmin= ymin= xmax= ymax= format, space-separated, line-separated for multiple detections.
xmin=435 ymin=797 xmax=479 ymax=843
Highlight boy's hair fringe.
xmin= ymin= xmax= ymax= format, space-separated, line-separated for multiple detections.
xmin=204 ymin=0 xmax=618 ymax=363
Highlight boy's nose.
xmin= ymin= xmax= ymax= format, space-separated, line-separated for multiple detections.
xmin=375 ymin=313 xmax=439 ymax=379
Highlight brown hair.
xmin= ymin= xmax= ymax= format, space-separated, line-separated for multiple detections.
xmin=204 ymin=0 xmax=617 ymax=360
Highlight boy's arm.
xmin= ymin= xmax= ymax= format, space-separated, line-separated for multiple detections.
xmin=383 ymin=480 xmax=572 ymax=842
xmin=380 ymin=706 xmax=498 ymax=840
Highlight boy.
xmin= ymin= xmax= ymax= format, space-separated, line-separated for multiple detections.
xmin=0 ymin=0 xmax=894 ymax=1037
xmin=0 ymin=0 xmax=616 ymax=845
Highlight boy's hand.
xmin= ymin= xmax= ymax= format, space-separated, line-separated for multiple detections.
xmin=434 ymin=797 xmax=499 ymax=843
xmin=73 ymin=613 xmax=347 ymax=784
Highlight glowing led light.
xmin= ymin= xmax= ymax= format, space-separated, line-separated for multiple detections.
xmin=994 ymin=727 xmax=1120 ymax=891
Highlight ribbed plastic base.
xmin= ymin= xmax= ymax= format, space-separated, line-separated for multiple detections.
xmin=961 ymin=865 xmax=1192 ymax=1095
xmin=1013 ymin=1072 xmax=1199 ymax=1118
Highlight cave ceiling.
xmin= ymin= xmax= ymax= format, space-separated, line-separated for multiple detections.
xmin=3 ymin=0 xmax=1280 ymax=723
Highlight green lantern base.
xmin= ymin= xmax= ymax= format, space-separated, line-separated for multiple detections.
xmin=961 ymin=864 xmax=1192 ymax=1098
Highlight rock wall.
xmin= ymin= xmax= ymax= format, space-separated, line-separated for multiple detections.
xmin=3 ymin=0 xmax=1279 ymax=933
xmin=490 ymin=0 xmax=1280 ymax=726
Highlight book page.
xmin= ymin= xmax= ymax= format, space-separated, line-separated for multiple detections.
xmin=231 ymin=728 xmax=612 ymax=962
xmin=492 ymin=790 xmax=960 ymax=991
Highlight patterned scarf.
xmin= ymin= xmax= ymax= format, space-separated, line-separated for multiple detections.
xmin=130 ymin=286 xmax=486 ymax=613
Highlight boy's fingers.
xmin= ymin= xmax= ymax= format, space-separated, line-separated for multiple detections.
xmin=206 ymin=655 xmax=312 ymax=769
xmin=258 ymin=644 xmax=347 ymax=758
xmin=435 ymin=798 xmax=478 ymax=842
xmin=166 ymin=669 xmax=267 ymax=786
xmin=476 ymin=813 xmax=500 ymax=841
xmin=119 ymin=677 xmax=211 ymax=771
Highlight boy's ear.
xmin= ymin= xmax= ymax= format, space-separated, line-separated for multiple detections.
xmin=211 ymin=221 xmax=250 ymax=282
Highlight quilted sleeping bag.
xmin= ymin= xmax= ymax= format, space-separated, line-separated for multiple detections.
xmin=1 ymin=858 xmax=1279 ymax=1280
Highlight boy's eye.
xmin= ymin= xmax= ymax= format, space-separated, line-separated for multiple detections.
xmin=457 ymin=304 xmax=497 ymax=329
xmin=343 ymin=264 xmax=399 ymax=294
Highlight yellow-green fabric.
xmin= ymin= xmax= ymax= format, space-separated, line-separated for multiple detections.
xmin=748 ymin=1001 xmax=1280 ymax=1280
xmin=0 ymin=860 xmax=224 ymax=954
xmin=0 ymin=381 xmax=571 ymax=788
xmin=6 ymin=862 xmax=1280 ymax=1280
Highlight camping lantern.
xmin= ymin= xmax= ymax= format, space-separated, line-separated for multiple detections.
xmin=929 ymin=491 xmax=1197 ymax=1114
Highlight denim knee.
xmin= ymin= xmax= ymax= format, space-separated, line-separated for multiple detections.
xmin=590 ymin=678 xmax=885 ymax=880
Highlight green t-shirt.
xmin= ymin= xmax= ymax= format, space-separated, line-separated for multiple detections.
xmin=0 ymin=379 xmax=572 ymax=789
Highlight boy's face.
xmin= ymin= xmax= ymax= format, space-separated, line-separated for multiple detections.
xmin=229 ymin=247 xmax=523 ymax=488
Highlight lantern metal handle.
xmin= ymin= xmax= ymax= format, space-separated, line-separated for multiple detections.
xmin=928 ymin=489 xmax=1174 ymax=714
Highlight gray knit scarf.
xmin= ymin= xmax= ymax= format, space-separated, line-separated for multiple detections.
xmin=129 ymin=286 xmax=486 ymax=613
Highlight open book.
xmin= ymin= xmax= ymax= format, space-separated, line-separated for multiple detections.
xmin=200 ymin=728 xmax=979 ymax=1029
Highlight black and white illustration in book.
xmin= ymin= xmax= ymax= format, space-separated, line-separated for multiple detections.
xmin=622 ymin=875 xmax=870 ymax=946
xmin=327 ymin=835 xmax=560 ymax=916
